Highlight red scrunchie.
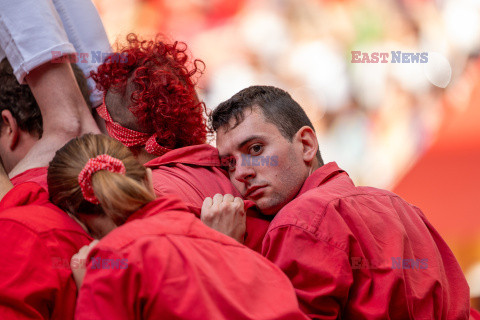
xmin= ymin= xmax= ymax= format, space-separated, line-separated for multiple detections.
xmin=78 ymin=154 xmax=126 ymax=204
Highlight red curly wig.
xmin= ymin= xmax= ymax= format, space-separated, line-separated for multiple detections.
xmin=91 ymin=33 xmax=207 ymax=150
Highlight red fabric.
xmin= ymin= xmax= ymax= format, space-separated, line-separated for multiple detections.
xmin=10 ymin=167 xmax=48 ymax=190
xmin=75 ymin=195 xmax=307 ymax=320
xmin=262 ymin=162 xmax=470 ymax=319
xmin=0 ymin=182 xmax=92 ymax=319
xmin=471 ymin=308 xmax=480 ymax=320
xmin=78 ymin=154 xmax=126 ymax=204
xmin=97 ymin=101 xmax=171 ymax=156
xmin=144 ymin=144 xmax=271 ymax=252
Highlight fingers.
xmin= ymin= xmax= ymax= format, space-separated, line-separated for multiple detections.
xmin=233 ymin=197 xmax=243 ymax=205
xmin=211 ymin=193 xmax=236 ymax=204
xmin=203 ymin=197 xmax=213 ymax=209
xmin=200 ymin=194 xmax=246 ymax=243
xmin=216 ymin=194 xmax=241 ymax=216
xmin=212 ymin=193 xmax=223 ymax=204
xmin=89 ymin=239 xmax=99 ymax=247
xmin=76 ymin=245 xmax=91 ymax=257
xmin=71 ymin=246 xmax=89 ymax=272
xmin=206 ymin=194 xmax=237 ymax=216
xmin=202 ymin=197 xmax=213 ymax=217
xmin=223 ymin=194 xmax=235 ymax=202
xmin=233 ymin=197 xmax=245 ymax=215
xmin=72 ymin=240 xmax=99 ymax=263
xmin=201 ymin=197 xmax=214 ymax=222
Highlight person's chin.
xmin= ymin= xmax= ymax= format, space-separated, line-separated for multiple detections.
xmin=256 ymin=198 xmax=280 ymax=216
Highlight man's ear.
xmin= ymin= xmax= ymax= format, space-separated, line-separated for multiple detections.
xmin=294 ymin=126 xmax=318 ymax=164
xmin=144 ymin=167 xmax=155 ymax=196
xmin=1 ymin=109 xmax=19 ymax=150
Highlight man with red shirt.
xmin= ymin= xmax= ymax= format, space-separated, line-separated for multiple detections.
xmin=92 ymin=34 xmax=269 ymax=250
xmin=0 ymin=59 xmax=94 ymax=318
xmin=208 ymin=85 xmax=471 ymax=319
xmin=0 ymin=179 xmax=92 ymax=319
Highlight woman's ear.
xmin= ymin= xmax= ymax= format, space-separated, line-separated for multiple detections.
xmin=145 ymin=168 xmax=155 ymax=196
xmin=295 ymin=126 xmax=318 ymax=164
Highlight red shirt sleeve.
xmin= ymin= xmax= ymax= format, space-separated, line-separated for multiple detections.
xmin=471 ymin=308 xmax=480 ymax=320
xmin=75 ymin=247 xmax=144 ymax=320
xmin=262 ymin=224 xmax=353 ymax=319
xmin=0 ymin=220 xmax=62 ymax=319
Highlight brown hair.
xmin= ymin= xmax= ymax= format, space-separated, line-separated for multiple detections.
xmin=211 ymin=85 xmax=323 ymax=164
xmin=47 ymin=134 xmax=155 ymax=225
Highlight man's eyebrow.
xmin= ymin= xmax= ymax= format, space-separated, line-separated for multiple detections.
xmin=237 ymin=135 xmax=265 ymax=150
xmin=218 ymin=135 xmax=265 ymax=159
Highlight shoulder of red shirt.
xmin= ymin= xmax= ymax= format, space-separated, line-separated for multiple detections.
xmin=0 ymin=182 xmax=89 ymax=237
xmin=10 ymin=167 xmax=48 ymax=190
xmin=263 ymin=162 xmax=471 ymax=318
xmin=91 ymin=194 xmax=242 ymax=256
xmin=270 ymin=162 xmax=415 ymax=235
xmin=0 ymin=182 xmax=91 ymax=320
xmin=144 ymin=144 xmax=222 ymax=168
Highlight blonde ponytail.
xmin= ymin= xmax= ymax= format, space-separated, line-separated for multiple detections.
xmin=48 ymin=134 xmax=154 ymax=224
xmin=91 ymin=170 xmax=154 ymax=225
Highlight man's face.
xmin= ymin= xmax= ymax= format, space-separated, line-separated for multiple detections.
xmin=216 ymin=107 xmax=309 ymax=215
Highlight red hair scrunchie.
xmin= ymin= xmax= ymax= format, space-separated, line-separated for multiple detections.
xmin=78 ymin=154 xmax=126 ymax=204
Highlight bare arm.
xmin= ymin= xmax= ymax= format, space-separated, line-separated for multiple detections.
xmin=9 ymin=62 xmax=100 ymax=177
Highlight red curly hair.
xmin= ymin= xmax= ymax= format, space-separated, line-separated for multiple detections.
xmin=92 ymin=33 xmax=207 ymax=150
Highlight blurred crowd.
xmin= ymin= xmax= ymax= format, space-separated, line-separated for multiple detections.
xmin=1 ymin=0 xmax=478 ymax=315
xmin=95 ymin=0 xmax=480 ymax=189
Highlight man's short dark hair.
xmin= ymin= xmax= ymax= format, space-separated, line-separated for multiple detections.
xmin=211 ymin=85 xmax=323 ymax=164
xmin=0 ymin=58 xmax=91 ymax=138
xmin=0 ymin=59 xmax=43 ymax=137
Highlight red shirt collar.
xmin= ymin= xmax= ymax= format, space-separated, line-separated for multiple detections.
xmin=126 ymin=194 xmax=190 ymax=223
xmin=143 ymin=144 xmax=221 ymax=168
xmin=297 ymin=162 xmax=347 ymax=197
xmin=10 ymin=167 xmax=48 ymax=186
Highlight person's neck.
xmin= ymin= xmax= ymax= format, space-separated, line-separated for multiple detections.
xmin=307 ymin=158 xmax=321 ymax=176
xmin=6 ymin=133 xmax=39 ymax=178
xmin=0 ymin=162 xmax=13 ymax=201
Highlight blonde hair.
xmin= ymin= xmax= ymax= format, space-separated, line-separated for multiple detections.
xmin=48 ymin=134 xmax=155 ymax=224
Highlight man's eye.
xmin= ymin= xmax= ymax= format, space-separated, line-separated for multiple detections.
xmin=249 ymin=144 xmax=263 ymax=155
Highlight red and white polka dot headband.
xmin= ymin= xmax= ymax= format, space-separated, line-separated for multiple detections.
xmin=96 ymin=98 xmax=171 ymax=157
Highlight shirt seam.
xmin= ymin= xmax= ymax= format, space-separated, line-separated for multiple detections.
xmin=266 ymin=222 xmax=349 ymax=254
